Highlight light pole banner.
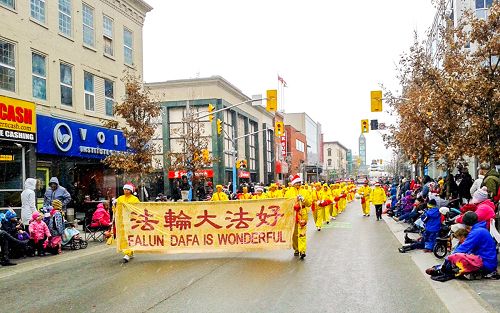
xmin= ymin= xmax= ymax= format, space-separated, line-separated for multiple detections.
xmin=115 ymin=198 xmax=296 ymax=254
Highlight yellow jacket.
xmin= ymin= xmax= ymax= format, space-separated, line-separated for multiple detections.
xmin=370 ymin=187 xmax=387 ymax=205
xmin=211 ymin=192 xmax=229 ymax=201
xmin=320 ymin=189 xmax=332 ymax=201
xmin=266 ymin=190 xmax=282 ymax=198
xmin=284 ymin=187 xmax=312 ymax=225
xmin=252 ymin=193 xmax=267 ymax=200
xmin=358 ymin=186 xmax=372 ymax=199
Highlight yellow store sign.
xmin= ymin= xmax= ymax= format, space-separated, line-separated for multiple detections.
xmin=0 ymin=95 xmax=37 ymax=143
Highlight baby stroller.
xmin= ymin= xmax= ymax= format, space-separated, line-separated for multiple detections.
xmin=62 ymin=224 xmax=88 ymax=250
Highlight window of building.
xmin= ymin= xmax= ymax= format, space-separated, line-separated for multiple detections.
xmin=82 ymin=3 xmax=94 ymax=47
xmin=0 ymin=40 xmax=15 ymax=92
xmin=84 ymin=71 xmax=94 ymax=111
xmin=60 ymin=63 xmax=72 ymax=106
xmin=476 ymin=0 xmax=493 ymax=19
xmin=224 ymin=110 xmax=234 ymax=167
xmin=104 ymin=79 xmax=114 ymax=116
xmin=327 ymin=148 xmax=331 ymax=156
xmin=328 ymin=159 xmax=332 ymax=166
xmin=58 ymin=0 xmax=72 ymax=37
xmin=0 ymin=0 xmax=15 ymax=9
xmin=249 ymin=122 xmax=257 ymax=170
xmin=103 ymin=15 xmax=113 ymax=56
xmin=31 ymin=0 xmax=45 ymax=23
xmin=266 ymin=130 xmax=273 ymax=173
xmin=32 ymin=52 xmax=46 ymax=100
xmin=123 ymin=28 xmax=133 ymax=65
xmin=296 ymin=139 xmax=304 ymax=152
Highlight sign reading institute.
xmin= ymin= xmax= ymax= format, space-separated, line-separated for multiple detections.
xmin=36 ymin=115 xmax=127 ymax=159
xmin=0 ymin=96 xmax=37 ymax=143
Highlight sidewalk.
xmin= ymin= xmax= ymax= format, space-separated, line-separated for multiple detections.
xmin=383 ymin=215 xmax=499 ymax=313
xmin=0 ymin=240 xmax=112 ymax=279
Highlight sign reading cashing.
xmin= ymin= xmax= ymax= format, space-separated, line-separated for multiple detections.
xmin=0 ymin=96 xmax=37 ymax=143
xmin=115 ymin=198 xmax=296 ymax=254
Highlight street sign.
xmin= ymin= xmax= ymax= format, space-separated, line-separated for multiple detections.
xmin=378 ymin=123 xmax=386 ymax=130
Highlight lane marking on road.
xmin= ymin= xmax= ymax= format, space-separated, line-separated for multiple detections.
xmin=0 ymin=244 xmax=112 ymax=280
xmin=321 ymin=222 xmax=352 ymax=229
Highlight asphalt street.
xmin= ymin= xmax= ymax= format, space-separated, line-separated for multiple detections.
xmin=0 ymin=201 xmax=448 ymax=313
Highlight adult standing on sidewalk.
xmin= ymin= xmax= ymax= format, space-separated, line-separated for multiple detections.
xmin=43 ymin=177 xmax=71 ymax=213
xmin=371 ymin=182 xmax=387 ymax=221
xmin=481 ymin=163 xmax=500 ymax=200
xmin=470 ymin=163 xmax=488 ymax=196
xmin=21 ymin=178 xmax=37 ymax=230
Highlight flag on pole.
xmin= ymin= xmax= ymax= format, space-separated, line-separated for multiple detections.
xmin=278 ymin=75 xmax=287 ymax=87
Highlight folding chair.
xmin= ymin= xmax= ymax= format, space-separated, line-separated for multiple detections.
xmin=83 ymin=210 xmax=108 ymax=242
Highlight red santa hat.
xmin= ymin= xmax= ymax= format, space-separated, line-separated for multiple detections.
xmin=290 ymin=174 xmax=302 ymax=185
xmin=123 ymin=182 xmax=135 ymax=192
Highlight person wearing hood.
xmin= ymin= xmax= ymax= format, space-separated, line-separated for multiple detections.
xmin=43 ymin=177 xmax=71 ymax=212
xmin=91 ymin=202 xmax=111 ymax=227
xmin=470 ymin=163 xmax=489 ymax=196
xmin=48 ymin=200 xmax=65 ymax=254
xmin=21 ymin=178 xmax=37 ymax=229
xmin=481 ymin=164 xmax=500 ymax=200
xmin=370 ymin=182 xmax=387 ymax=221
xmin=426 ymin=211 xmax=498 ymax=282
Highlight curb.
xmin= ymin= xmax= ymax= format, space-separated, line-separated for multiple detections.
xmin=383 ymin=215 xmax=496 ymax=313
xmin=0 ymin=243 xmax=113 ymax=280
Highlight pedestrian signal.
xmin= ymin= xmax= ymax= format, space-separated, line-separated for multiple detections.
xmin=371 ymin=90 xmax=383 ymax=112
xmin=361 ymin=119 xmax=369 ymax=133
xmin=266 ymin=90 xmax=277 ymax=112
xmin=275 ymin=121 xmax=284 ymax=137
xmin=370 ymin=119 xmax=378 ymax=130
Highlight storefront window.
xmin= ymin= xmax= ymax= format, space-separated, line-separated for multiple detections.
xmin=0 ymin=144 xmax=24 ymax=207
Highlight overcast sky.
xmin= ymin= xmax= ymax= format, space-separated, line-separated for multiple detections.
xmin=143 ymin=0 xmax=437 ymax=163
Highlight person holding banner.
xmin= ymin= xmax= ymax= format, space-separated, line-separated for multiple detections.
xmin=210 ymin=185 xmax=229 ymax=201
xmin=285 ymin=175 xmax=311 ymax=259
xmin=114 ymin=183 xmax=140 ymax=263
xmin=252 ymin=187 xmax=267 ymax=199
xmin=238 ymin=185 xmax=253 ymax=200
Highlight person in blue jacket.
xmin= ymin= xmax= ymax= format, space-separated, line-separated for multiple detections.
xmin=398 ymin=199 xmax=441 ymax=253
xmin=426 ymin=211 xmax=498 ymax=281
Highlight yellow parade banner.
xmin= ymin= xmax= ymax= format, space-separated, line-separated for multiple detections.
xmin=115 ymin=198 xmax=296 ymax=254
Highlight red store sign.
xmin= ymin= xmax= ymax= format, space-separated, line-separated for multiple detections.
xmin=280 ymin=135 xmax=287 ymax=157
xmin=168 ymin=169 xmax=214 ymax=179
xmin=238 ymin=171 xmax=250 ymax=179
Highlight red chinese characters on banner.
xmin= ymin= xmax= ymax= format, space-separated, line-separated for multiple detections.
xmin=164 ymin=209 xmax=192 ymax=231
xmin=194 ymin=210 xmax=222 ymax=229
xmin=130 ymin=209 xmax=159 ymax=231
xmin=225 ymin=207 xmax=253 ymax=229
xmin=256 ymin=205 xmax=284 ymax=227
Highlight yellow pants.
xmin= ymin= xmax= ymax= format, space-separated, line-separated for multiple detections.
xmin=315 ymin=207 xmax=324 ymax=228
xmin=324 ymin=205 xmax=331 ymax=220
xmin=331 ymin=204 xmax=337 ymax=217
xmin=292 ymin=223 xmax=307 ymax=253
xmin=339 ymin=199 xmax=346 ymax=213
xmin=362 ymin=199 xmax=370 ymax=215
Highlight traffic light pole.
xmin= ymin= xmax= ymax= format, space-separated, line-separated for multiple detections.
xmin=197 ymin=97 xmax=268 ymax=120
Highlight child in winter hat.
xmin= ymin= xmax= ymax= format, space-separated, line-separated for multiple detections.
xmin=471 ymin=186 xmax=489 ymax=204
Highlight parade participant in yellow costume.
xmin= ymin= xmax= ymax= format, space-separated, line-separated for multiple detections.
xmin=211 ymin=185 xmax=229 ymax=201
xmin=358 ymin=181 xmax=372 ymax=216
xmin=311 ymin=182 xmax=324 ymax=231
xmin=114 ymin=183 xmax=140 ymax=263
xmin=338 ymin=183 xmax=347 ymax=213
xmin=252 ymin=186 xmax=267 ymax=199
xmin=266 ymin=183 xmax=282 ymax=198
xmin=285 ymin=174 xmax=311 ymax=259
xmin=320 ymin=184 xmax=333 ymax=222
xmin=347 ymin=183 xmax=355 ymax=202
xmin=330 ymin=184 xmax=339 ymax=219
xmin=370 ymin=182 xmax=387 ymax=221
xmin=238 ymin=185 xmax=252 ymax=200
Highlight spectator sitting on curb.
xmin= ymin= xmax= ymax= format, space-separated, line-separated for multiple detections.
xmin=426 ymin=211 xmax=498 ymax=282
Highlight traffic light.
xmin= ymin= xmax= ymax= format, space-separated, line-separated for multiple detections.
xmin=370 ymin=119 xmax=378 ymax=130
xmin=370 ymin=90 xmax=383 ymax=112
xmin=275 ymin=121 xmax=284 ymax=136
xmin=236 ymin=160 xmax=241 ymax=169
xmin=240 ymin=159 xmax=247 ymax=169
xmin=208 ymin=103 xmax=215 ymax=122
xmin=361 ymin=119 xmax=369 ymax=133
xmin=216 ymin=119 xmax=222 ymax=135
xmin=202 ymin=149 xmax=210 ymax=162
xmin=266 ymin=89 xmax=277 ymax=112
